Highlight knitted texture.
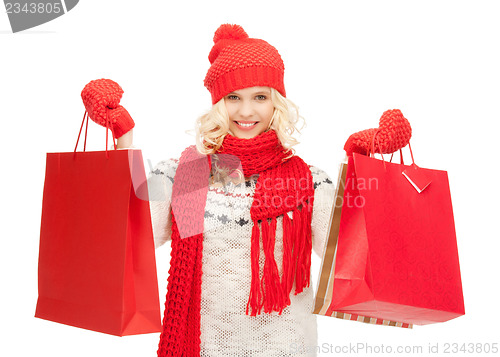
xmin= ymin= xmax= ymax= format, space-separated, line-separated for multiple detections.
xmin=217 ymin=131 xmax=314 ymax=315
xmin=157 ymin=130 xmax=314 ymax=356
xmin=204 ymin=24 xmax=286 ymax=104
xmin=81 ymin=78 xmax=135 ymax=138
xmin=344 ymin=109 xmax=412 ymax=156
xmin=157 ymin=145 xmax=208 ymax=357
xmin=216 ymin=130 xmax=288 ymax=177
xmin=149 ymin=160 xmax=335 ymax=356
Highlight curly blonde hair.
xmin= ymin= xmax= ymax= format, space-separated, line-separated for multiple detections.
xmin=194 ymin=88 xmax=304 ymax=156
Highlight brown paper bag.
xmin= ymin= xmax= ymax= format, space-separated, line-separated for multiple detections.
xmin=312 ymin=160 xmax=413 ymax=329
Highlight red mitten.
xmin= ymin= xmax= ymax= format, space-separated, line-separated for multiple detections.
xmin=81 ymin=79 xmax=135 ymax=138
xmin=344 ymin=109 xmax=412 ymax=156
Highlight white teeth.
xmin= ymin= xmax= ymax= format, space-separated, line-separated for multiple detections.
xmin=237 ymin=121 xmax=257 ymax=127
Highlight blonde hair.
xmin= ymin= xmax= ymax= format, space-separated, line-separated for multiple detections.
xmin=193 ymin=88 xmax=304 ymax=182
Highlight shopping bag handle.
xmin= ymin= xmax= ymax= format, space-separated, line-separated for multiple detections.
xmin=367 ymin=129 xmax=416 ymax=167
xmin=388 ymin=143 xmax=416 ymax=166
xmin=74 ymin=109 xmax=117 ymax=159
xmin=367 ymin=129 xmax=387 ymax=169
xmin=367 ymin=131 xmax=429 ymax=192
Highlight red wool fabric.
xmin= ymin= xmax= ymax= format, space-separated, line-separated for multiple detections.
xmin=157 ymin=130 xmax=314 ymax=356
xmin=81 ymin=78 xmax=135 ymax=138
xmin=344 ymin=109 xmax=412 ymax=156
xmin=204 ymin=24 xmax=286 ymax=104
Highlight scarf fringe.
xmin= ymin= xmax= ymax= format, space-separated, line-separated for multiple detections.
xmin=261 ymin=217 xmax=284 ymax=314
xmin=295 ymin=198 xmax=313 ymax=294
xmin=246 ymin=222 xmax=263 ymax=316
xmin=282 ymin=212 xmax=293 ymax=306
xmin=246 ymin=198 xmax=314 ymax=316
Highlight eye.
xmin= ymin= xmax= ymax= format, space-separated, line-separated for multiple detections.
xmin=226 ymin=94 xmax=239 ymax=100
xmin=255 ymin=95 xmax=268 ymax=100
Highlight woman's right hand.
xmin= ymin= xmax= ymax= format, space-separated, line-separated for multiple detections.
xmin=117 ymin=129 xmax=133 ymax=149
xmin=81 ymin=78 xmax=135 ymax=139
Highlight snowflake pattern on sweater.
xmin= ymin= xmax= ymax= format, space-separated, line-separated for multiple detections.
xmin=148 ymin=158 xmax=335 ymax=357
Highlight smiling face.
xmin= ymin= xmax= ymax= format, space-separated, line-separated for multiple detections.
xmin=224 ymin=86 xmax=274 ymax=139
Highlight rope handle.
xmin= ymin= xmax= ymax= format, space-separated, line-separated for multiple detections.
xmin=367 ymin=129 xmax=416 ymax=167
xmin=367 ymin=129 xmax=386 ymax=169
xmin=74 ymin=109 xmax=117 ymax=159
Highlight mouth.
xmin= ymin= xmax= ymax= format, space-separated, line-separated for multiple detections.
xmin=234 ymin=121 xmax=259 ymax=128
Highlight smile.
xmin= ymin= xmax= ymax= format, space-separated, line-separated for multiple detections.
xmin=235 ymin=121 xmax=258 ymax=127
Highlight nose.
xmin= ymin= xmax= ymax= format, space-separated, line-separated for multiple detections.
xmin=238 ymin=99 xmax=254 ymax=118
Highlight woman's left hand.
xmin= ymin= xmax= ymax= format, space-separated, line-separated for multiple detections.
xmin=344 ymin=109 xmax=412 ymax=156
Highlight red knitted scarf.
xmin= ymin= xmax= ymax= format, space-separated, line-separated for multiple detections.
xmin=157 ymin=130 xmax=314 ymax=357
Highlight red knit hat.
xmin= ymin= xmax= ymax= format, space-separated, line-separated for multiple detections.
xmin=204 ymin=24 xmax=286 ymax=104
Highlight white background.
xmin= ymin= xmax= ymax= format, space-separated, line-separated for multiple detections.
xmin=1 ymin=0 xmax=499 ymax=356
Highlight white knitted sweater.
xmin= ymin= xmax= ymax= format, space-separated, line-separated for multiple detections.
xmin=148 ymin=158 xmax=335 ymax=357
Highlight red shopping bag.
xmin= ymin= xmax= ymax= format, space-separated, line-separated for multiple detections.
xmin=313 ymin=162 xmax=413 ymax=328
xmin=35 ymin=113 xmax=162 ymax=336
xmin=327 ymin=148 xmax=465 ymax=325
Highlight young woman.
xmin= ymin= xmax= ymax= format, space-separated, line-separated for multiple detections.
xmin=83 ymin=24 xmax=335 ymax=357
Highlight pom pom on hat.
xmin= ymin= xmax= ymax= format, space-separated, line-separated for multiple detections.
xmin=213 ymin=24 xmax=248 ymax=43
xmin=204 ymin=24 xmax=286 ymax=104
